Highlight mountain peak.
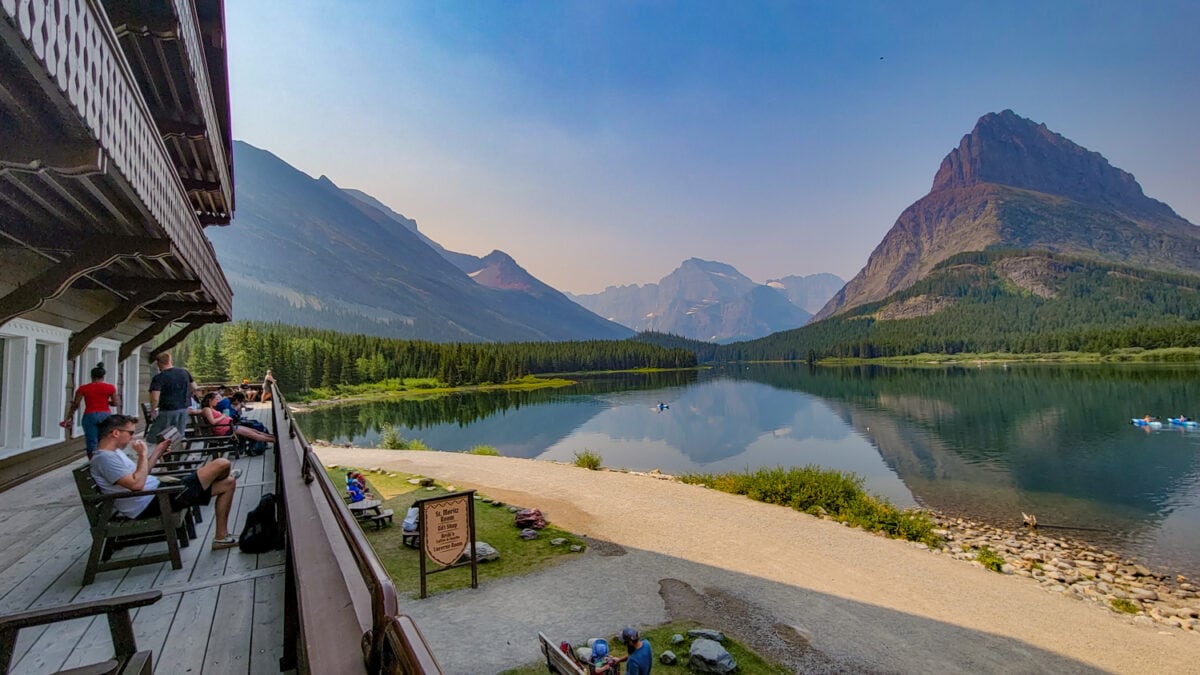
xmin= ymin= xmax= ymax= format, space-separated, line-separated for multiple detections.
xmin=930 ymin=110 xmax=1174 ymax=219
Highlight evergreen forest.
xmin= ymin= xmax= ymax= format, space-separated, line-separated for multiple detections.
xmin=174 ymin=322 xmax=696 ymax=396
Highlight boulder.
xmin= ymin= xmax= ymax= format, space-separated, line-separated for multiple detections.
xmin=687 ymin=629 xmax=725 ymax=642
xmin=671 ymin=633 xmax=685 ymax=645
xmin=550 ymin=538 xmax=567 ymax=546
xmin=515 ymin=508 xmax=547 ymax=529
xmin=520 ymin=528 xmax=539 ymax=540
xmin=660 ymin=650 xmax=677 ymax=665
xmin=457 ymin=541 xmax=499 ymax=563
xmin=688 ymin=638 xmax=736 ymax=674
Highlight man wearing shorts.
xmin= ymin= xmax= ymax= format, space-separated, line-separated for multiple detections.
xmin=90 ymin=414 xmax=240 ymax=550
xmin=145 ymin=351 xmax=197 ymax=443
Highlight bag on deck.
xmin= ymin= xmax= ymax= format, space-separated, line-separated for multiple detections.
xmin=239 ymin=492 xmax=283 ymax=553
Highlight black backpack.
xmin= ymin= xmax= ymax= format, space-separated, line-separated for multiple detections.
xmin=239 ymin=493 xmax=284 ymax=553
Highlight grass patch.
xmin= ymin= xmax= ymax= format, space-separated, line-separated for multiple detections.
xmin=467 ymin=444 xmax=501 ymax=456
xmin=679 ymin=465 xmax=941 ymax=547
xmin=325 ymin=465 xmax=587 ymax=597
xmin=500 ymin=620 xmax=790 ymax=675
xmin=1110 ymin=597 xmax=1140 ymax=614
xmin=573 ymin=449 xmax=603 ymax=470
xmin=975 ymin=545 xmax=1006 ymax=572
xmin=300 ymin=375 xmax=577 ymax=406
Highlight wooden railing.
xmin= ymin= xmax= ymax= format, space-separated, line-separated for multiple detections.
xmin=268 ymin=382 xmax=443 ymax=674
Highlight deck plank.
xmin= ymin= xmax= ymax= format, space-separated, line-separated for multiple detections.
xmin=153 ymin=586 xmax=220 ymax=673
xmin=9 ymin=616 xmax=94 ymax=674
xmin=130 ymin=592 xmax=183 ymax=671
xmin=249 ymin=572 xmax=286 ymax=675
xmin=0 ymin=516 xmax=89 ymax=611
xmin=202 ymin=578 xmax=256 ymax=674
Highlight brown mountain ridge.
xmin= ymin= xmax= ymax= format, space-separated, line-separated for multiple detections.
xmin=815 ymin=110 xmax=1199 ymax=321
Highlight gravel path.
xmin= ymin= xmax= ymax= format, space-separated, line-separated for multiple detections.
xmin=317 ymin=447 xmax=1200 ymax=674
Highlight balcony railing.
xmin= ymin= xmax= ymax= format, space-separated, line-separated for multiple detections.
xmin=267 ymin=382 xmax=443 ymax=674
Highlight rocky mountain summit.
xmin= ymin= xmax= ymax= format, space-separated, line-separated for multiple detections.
xmin=572 ymin=259 xmax=838 ymax=343
xmin=815 ymin=110 xmax=1199 ymax=320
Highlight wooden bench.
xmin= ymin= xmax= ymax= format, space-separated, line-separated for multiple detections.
xmin=538 ymin=631 xmax=587 ymax=675
xmin=369 ymin=509 xmax=394 ymax=530
xmin=0 ymin=590 xmax=163 ymax=674
xmin=73 ymin=466 xmax=191 ymax=585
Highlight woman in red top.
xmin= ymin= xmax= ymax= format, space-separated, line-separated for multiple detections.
xmin=64 ymin=364 xmax=120 ymax=458
xmin=200 ymin=393 xmax=275 ymax=445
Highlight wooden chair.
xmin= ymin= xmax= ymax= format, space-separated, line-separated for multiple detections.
xmin=0 ymin=590 xmax=162 ymax=674
xmin=538 ymin=632 xmax=587 ymax=675
xmin=73 ymin=466 xmax=190 ymax=586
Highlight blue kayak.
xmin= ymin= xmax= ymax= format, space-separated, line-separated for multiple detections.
xmin=1168 ymin=417 xmax=1199 ymax=428
xmin=1132 ymin=418 xmax=1163 ymax=429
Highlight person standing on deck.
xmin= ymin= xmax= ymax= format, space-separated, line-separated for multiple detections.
xmin=146 ymin=352 xmax=197 ymax=443
xmin=63 ymin=363 xmax=120 ymax=458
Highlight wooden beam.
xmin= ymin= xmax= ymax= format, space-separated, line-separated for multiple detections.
xmin=120 ymin=312 xmax=190 ymax=362
xmin=198 ymin=213 xmax=230 ymax=226
xmin=0 ymin=237 xmax=172 ymax=328
xmin=67 ymin=286 xmax=186 ymax=359
xmin=149 ymin=319 xmax=223 ymax=360
xmin=181 ymin=178 xmax=221 ymax=193
xmin=144 ymin=300 xmax=219 ymax=315
xmin=99 ymin=278 xmax=204 ymax=293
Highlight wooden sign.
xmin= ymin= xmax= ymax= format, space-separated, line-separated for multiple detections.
xmin=422 ymin=493 xmax=470 ymax=566
xmin=414 ymin=490 xmax=477 ymax=598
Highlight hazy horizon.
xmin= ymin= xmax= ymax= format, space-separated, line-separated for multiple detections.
xmin=227 ymin=1 xmax=1200 ymax=295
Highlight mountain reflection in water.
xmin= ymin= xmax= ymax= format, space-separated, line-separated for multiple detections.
xmin=297 ymin=364 xmax=1200 ymax=577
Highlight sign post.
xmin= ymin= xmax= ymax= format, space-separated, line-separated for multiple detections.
xmin=414 ymin=490 xmax=477 ymax=598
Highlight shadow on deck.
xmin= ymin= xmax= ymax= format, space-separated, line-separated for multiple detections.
xmin=0 ymin=417 xmax=283 ymax=674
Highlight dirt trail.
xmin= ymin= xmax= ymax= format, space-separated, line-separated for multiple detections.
xmin=319 ymin=447 xmax=1200 ymax=674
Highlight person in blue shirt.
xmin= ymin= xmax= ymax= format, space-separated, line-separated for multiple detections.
xmin=618 ymin=627 xmax=652 ymax=674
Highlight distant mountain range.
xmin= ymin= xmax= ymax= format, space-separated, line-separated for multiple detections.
xmin=569 ymin=259 xmax=843 ymax=343
xmin=731 ymin=110 xmax=1200 ymax=360
xmin=207 ymin=141 xmax=632 ymax=342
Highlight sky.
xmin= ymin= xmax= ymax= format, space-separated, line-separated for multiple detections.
xmin=226 ymin=1 xmax=1200 ymax=295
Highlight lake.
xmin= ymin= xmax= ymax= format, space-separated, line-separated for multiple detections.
xmin=296 ymin=364 xmax=1200 ymax=577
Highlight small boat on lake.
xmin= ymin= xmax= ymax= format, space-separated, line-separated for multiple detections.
xmin=1168 ymin=417 xmax=1199 ymax=428
xmin=1132 ymin=418 xmax=1163 ymax=429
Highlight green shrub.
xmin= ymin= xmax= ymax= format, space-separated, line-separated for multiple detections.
xmin=467 ymin=445 xmax=500 ymax=456
xmin=573 ymin=449 xmax=603 ymax=470
xmin=679 ymin=465 xmax=941 ymax=546
xmin=1110 ymin=598 xmax=1139 ymax=614
xmin=976 ymin=546 xmax=1006 ymax=572
xmin=380 ymin=426 xmax=406 ymax=449
xmin=404 ymin=438 xmax=429 ymax=451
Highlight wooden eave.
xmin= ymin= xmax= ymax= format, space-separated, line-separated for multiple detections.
xmin=106 ymin=0 xmax=235 ymax=225
xmin=0 ymin=0 xmax=234 ymax=318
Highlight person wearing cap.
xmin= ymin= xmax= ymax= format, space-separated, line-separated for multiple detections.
xmin=616 ymin=626 xmax=653 ymax=674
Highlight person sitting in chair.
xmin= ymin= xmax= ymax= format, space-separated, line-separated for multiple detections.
xmin=199 ymin=393 xmax=275 ymax=446
xmin=89 ymin=414 xmax=241 ymax=550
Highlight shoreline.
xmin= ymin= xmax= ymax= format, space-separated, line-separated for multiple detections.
xmin=314 ymin=447 xmax=1200 ymax=673
xmin=318 ymin=445 xmax=1199 ymax=634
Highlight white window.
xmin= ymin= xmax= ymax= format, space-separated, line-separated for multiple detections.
xmin=122 ymin=354 xmax=141 ymax=417
xmin=0 ymin=319 xmax=71 ymax=459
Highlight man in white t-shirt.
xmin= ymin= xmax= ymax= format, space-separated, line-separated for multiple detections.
xmin=90 ymin=414 xmax=241 ymax=550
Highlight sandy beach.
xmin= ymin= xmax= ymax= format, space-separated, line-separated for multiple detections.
xmin=316 ymin=447 xmax=1200 ymax=674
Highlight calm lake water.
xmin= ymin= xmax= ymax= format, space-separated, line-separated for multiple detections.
xmin=297 ymin=364 xmax=1200 ymax=577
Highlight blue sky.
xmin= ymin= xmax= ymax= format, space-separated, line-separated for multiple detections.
xmin=226 ymin=1 xmax=1200 ymax=294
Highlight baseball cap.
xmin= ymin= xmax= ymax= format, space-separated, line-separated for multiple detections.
xmin=620 ymin=627 xmax=639 ymax=643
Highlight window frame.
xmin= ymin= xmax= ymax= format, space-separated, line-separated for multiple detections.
xmin=0 ymin=319 xmax=72 ymax=459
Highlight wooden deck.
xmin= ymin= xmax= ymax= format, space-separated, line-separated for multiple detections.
xmin=0 ymin=412 xmax=284 ymax=674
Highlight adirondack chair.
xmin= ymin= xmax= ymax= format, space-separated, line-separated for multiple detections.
xmin=73 ymin=466 xmax=191 ymax=585
xmin=0 ymin=590 xmax=162 ymax=674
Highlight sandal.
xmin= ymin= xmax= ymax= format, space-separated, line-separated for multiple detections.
xmin=212 ymin=535 xmax=238 ymax=550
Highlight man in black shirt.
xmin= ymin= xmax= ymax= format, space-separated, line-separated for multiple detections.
xmin=146 ymin=352 xmax=197 ymax=443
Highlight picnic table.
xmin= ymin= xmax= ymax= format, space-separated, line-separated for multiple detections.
xmin=347 ymin=499 xmax=382 ymax=518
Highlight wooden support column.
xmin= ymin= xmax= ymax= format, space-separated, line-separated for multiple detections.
xmin=0 ymin=237 xmax=172 ymax=328
xmin=67 ymin=281 xmax=204 ymax=359
xmin=149 ymin=319 xmax=221 ymax=360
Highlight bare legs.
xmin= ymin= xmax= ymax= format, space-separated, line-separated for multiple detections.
xmin=233 ymin=426 xmax=274 ymax=444
xmin=195 ymin=458 xmax=237 ymax=539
